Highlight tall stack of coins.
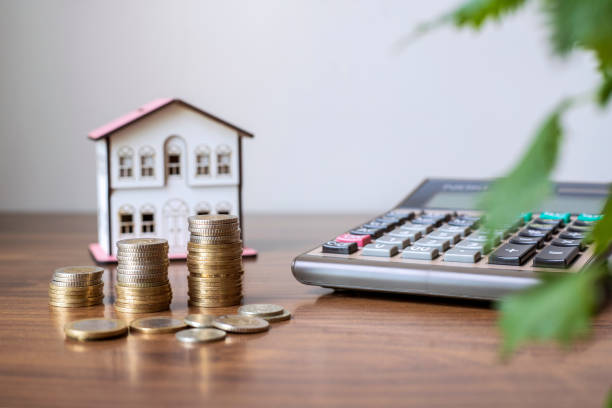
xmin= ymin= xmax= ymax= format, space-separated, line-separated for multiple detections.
xmin=114 ymin=238 xmax=172 ymax=313
xmin=49 ymin=266 xmax=104 ymax=308
xmin=187 ymin=215 xmax=244 ymax=307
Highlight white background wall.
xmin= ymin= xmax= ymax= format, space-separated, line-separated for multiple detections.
xmin=0 ymin=0 xmax=610 ymax=214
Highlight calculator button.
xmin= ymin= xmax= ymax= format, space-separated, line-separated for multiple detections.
xmin=400 ymin=223 xmax=433 ymax=234
xmin=427 ymin=230 xmax=460 ymax=244
xmin=577 ymin=213 xmax=602 ymax=222
xmin=551 ymin=238 xmax=585 ymax=250
xmin=567 ymin=225 xmax=591 ymax=233
xmin=519 ymin=228 xmax=551 ymax=240
xmin=361 ymin=243 xmax=399 ymax=257
xmin=336 ymin=233 xmax=371 ymax=248
xmin=540 ymin=212 xmax=571 ymax=224
xmin=558 ymin=231 xmax=585 ymax=241
xmin=402 ymin=246 xmax=439 ymax=260
xmin=488 ymin=243 xmax=536 ymax=266
xmin=438 ymin=224 xmax=471 ymax=237
xmin=455 ymin=239 xmax=491 ymax=253
xmin=448 ymin=218 xmax=475 ymax=228
xmin=411 ymin=217 xmax=439 ymax=227
xmin=465 ymin=232 xmax=501 ymax=246
xmin=414 ymin=238 xmax=450 ymax=252
xmin=350 ymin=227 xmax=384 ymax=239
xmin=527 ymin=222 xmax=557 ymax=233
xmin=533 ymin=245 xmax=579 ymax=268
xmin=322 ymin=241 xmax=358 ymax=254
xmin=375 ymin=217 xmax=400 ymax=227
xmin=388 ymin=229 xmax=421 ymax=242
xmin=376 ymin=234 xmax=410 ymax=249
xmin=363 ymin=221 xmax=394 ymax=231
xmin=443 ymin=247 xmax=481 ymax=263
xmin=573 ymin=220 xmax=595 ymax=227
xmin=510 ymin=235 xmax=544 ymax=248
xmin=385 ymin=211 xmax=415 ymax=223
xmin=534 ymin=217 xmax=563 ymax=227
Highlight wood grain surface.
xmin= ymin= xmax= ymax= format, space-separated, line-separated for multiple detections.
xmin=0 ymin=213 xmax=611 ymax=408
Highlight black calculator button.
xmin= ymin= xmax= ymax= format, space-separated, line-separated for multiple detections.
xmin=510 ymin=235 xmax=544 ymax=248
xmin=519 ymin=228 xmax=551 ymax=240
xmin=363 ymin=221 xmax=393 ymax=231
xmin=350 ymin=227 xmax=384 ymax=239
xmin=527 ymin=222 xmax=557 ymax=233
xmin=322 ymin=241 xmax=358 ymax=254
xmin=559 ymin=231 xmax=585 ymax=240
xmin=534 ymin=217 xmax=563 ymax=227
xmin=488 ymin=243 xmax=536 ymax=266
xmin=573 ymin=220 xmax=594 ymax=227
xmin=551 ymin=238 xmax=585 ymax=250
xmin=566 ymin=225 xmax=591 ymax=233
xmin=533 ymin=245 xmax=579 ymax=268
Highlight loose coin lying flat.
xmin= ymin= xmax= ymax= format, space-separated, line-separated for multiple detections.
xmin=238 ymin=304 xmax=284 ymax=317
xmin=260 ymin=310 xmax=292 ymax=323
xmin=213 ymin=314 xmax=269 ymax=333
xmin=64 ymin=318 xmax=128 ymax=341
xmin=184 ymin=314 xmax=216 ymax=328
xmin=176 ymin=328 xmax=226 ymax=343
xmin=130 ymin=316 xmax=187 ymax=334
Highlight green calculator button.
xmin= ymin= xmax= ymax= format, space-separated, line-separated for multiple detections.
xmin=521 ymin=212 xmax=532 ymax=222
xmin=577 ymin=213 xmax=603 ymax=222
xmin=540 ymin=212 xmax=571 ymax=223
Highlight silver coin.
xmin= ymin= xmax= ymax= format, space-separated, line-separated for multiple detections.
xmin=117 ymin=238 xmax=168 ymax=248
xmin=238 ymin=304 xmax=284 ymax=317
xmin=213 ymin=315 xmax=269 ymax=333
xmin=188 ymin=215 xmax=238 ymax=224
xmin=53 ymin=266 xmax=104 ymax=279
xmin=260 ymin=310 xmax=291 ymax=323
xmin=184 ymin=314 xmax=216 ymax=328
xmin=175 ymin=328 xmax=226 ymax=343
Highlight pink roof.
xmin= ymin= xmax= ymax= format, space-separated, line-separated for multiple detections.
xmin=88 ymin=98 xmax=254 ymax=140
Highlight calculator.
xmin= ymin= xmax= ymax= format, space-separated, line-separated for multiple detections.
xmin=291 ymin=179 xmax=610 ymax=300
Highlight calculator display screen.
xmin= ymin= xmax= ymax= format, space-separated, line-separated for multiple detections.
xmin=425 ymin=191 xmax=606 ymax=214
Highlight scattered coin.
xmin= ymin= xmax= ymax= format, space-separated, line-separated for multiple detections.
xmin=260 ymin=309 xmax=292 ymax=323
xmin=129 ymin=316 xmax=187 ymax=334
xmin=176 ymin=328 xmax=227 ymax=344
xmin=64 ymin=318 xmax=128 ymax=341
xmin=184 ymin=314 xmax=216 ymax=328
xmin=238 ymin=304 xmax=284 ymax=317
xmin=213 ymin=314 xmax=269 ymax=333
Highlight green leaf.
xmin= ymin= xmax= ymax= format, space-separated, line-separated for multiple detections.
xmin=478 ymin=101 xmax=569 ymax=233
xmin=452 ymin=0 xmax=529 ymax=28
xmin=590 ymin=188 xmax=612 ymax=256
xmin=498 ymin=264 xmax=606 ymax=357
xmin=597 ymin=74 xmax=612 ymax=107
xmin=543 ymin=0 xmax=612 ymax=71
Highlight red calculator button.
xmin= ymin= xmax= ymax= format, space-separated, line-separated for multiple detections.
xmin=336 ymin=233 xmax=371 ymax=247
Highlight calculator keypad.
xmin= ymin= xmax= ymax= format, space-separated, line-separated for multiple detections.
xmin=321 ymin=210 xmax=597 ymax=269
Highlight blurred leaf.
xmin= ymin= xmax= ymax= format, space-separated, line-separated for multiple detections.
xmin=597 ymin=74 xmax=612 ymax=107
xmin=606 ymin=388 xmax=612 ymax=408
xmin=591 ymin=188 xmax=612 ymax=256
xmin=452 ymin=0 xmax=528 ymax=28
xmin=499 ymin=264 xmax=606 ymax=357
xmin=479 ymin=101 xmax=569 ymax=232
xmin=544 ymin=0 xmax=612 ymax=70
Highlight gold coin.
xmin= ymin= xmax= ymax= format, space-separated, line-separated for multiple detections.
xmin=64 ymin=318 xmax=128 ymax=340
xmin=188 ymin=297 xmax=243 ymax=308
xmin=237 ymin=304 xmax=284 ymax=317
xmin=184 ymin=314 xmax=216 ymax=328
xmin=114 ymin=296 xmax=172 ymax=305
xmin=117 ymin=274 xmax=168 ymax=283
xmin=176 ymin=328 xmax=226 ymax=343
xmin=115 ymin=292 xmax=172 ymax=301
xmin=114 ymin=303 xmax=170 ymax=313
xmin=260 ymin=310 xmax=292 ymax=323
xmin=187 ymin=270 xmax=244 ymax=277
xmin=189 ymin=236 xmax=241 ymax=244
xmin=50 ymin=300 xmax=103 ymax=308
xmin=212 ymin=314 xmax=269 ymax=333
xmin=115 ymin=280 xmax=170 ymax=288
xmin=53 ymin=266 xmax=104 ymax=279
xmin=187 ymin=241 xmax=242 ymax=249
xmin=49 ymin=283 xmax=104 ymax=292
xmin=129 ymin=316 xmax=187 ymax=334
xmin=188 ymin=214 xmax=238 ymax=224
xmin=50 ymin=279 xmax=102 ymax=288
xmin=116 ymin=284 xmax=171 ymax=294
xmin=48 ymin=294 xmax=104 ymax=302
xmin=117 ymin=238 xmax=168 ymax=249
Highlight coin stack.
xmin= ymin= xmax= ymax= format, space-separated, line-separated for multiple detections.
xmin=114 ymin=238 xmax=172 ymax=313
xmin=187 ymin=215 xmax=244 ymax=308
xmin=49 ymin=266 xmax=104 ymax=308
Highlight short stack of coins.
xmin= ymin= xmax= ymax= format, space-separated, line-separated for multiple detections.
xmin=114 ymin=238 xmax=172 ymax=313
xmin=187 ymin=215 xmax=244 ymax=307
xmin=49 ymin=266 xmax=104 ymax=308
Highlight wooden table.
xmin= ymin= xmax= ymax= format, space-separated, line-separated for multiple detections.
xmin=1 ymin=213 xmax=611 ymax=407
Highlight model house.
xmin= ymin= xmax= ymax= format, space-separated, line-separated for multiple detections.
xmin=87 ymin=98 xmax=254 ymax=261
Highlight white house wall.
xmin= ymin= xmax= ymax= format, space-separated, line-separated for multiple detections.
xmin=95 ymin=140 xmax=110 ymax=254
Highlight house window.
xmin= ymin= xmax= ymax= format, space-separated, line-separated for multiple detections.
xmin=141 ymin=205 xmax=155 ymax=233
xmin=216 ymin=145 xmax=231 ymax=175
xmin=195 ymin=145 xmax=211 ymax=176
xmin=195 ymin=202 xmax=211 ymax=215
xmin=166 ymin=143 xmax=182 ymax=177
xmin=118 ymin=147 xmax=134 ymax=178
xmin=140 ymin=146 xmax=155 ymax=178
xmin=119 ymin=205 xmax=135 ymax=234
xmin=216 ymin=201 xmax=232 ymax=215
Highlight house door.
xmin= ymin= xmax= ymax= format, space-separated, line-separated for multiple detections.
xmin=162 ymin=199 xmax=189 ymax=251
